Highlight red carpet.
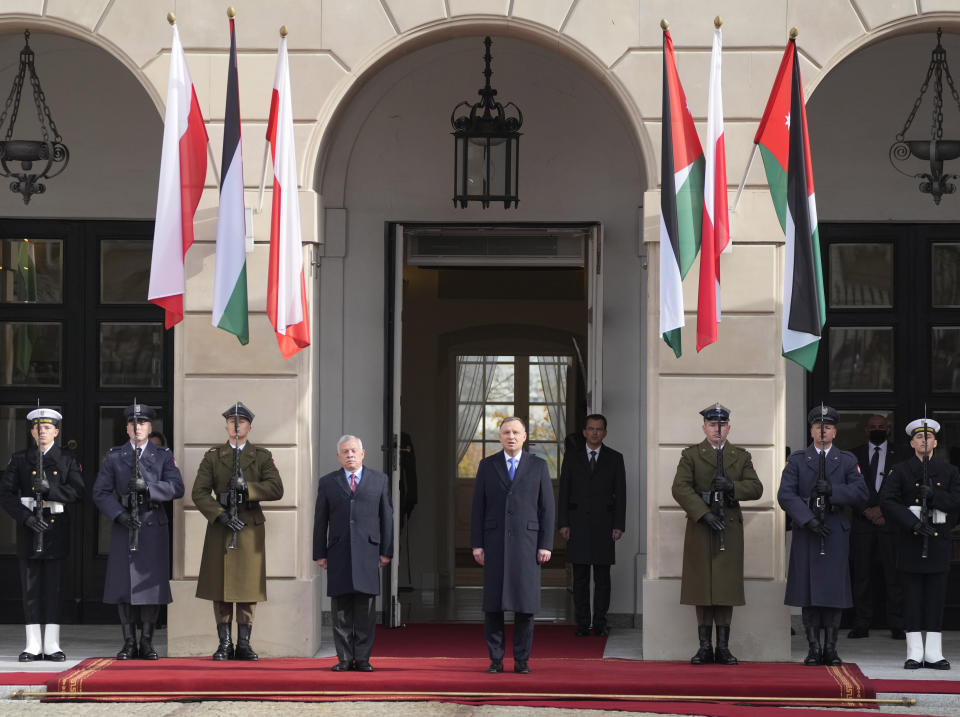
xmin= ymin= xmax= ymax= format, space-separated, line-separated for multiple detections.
xmin=874 ymin=678 xmax=960 ymax=694
xmin=0 ymin=672 xmax=48 ymax=685
xmin=45 ymin=657 xmax=877 ymax=708
xmin=372 ymin=623 xmax=606 ymax=658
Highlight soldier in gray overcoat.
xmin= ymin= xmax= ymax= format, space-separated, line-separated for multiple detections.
xmin=193 ymin=402 xmax=284 ymax=661
xmin=93 ymin=403 xmax=184 ymax=660
xmin=471 ymin=417 xmax=555 ymax=675
xmin=313 ymin=435 xmax=393 ymax=672
xmin=778 ymin=405 xmax=867 ymax=667
xmin=672 ymin=403 xmax=763 ymax=665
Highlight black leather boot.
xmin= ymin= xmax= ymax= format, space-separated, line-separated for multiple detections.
xmin=690 ymin=625 xmax=714 ymax=665
xmin=212 ymin=622 xmax=234 ymax=661
xmin=117 ymin=624 xmax=138 ymax=660
xmin=714 ymin=625 xmax=738 ymax=665
xmin=234 ymin=623 xmax=259 ymax=661
xmin=139 ymin=622 xmax=159 ymax=660
xmin=803 ymin=626 xmax=821 ymax=666
xmin=821 ymin=627 xmax=842 ymax=666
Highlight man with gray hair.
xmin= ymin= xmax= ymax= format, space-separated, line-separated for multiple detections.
xmin=313 ymin=435 xmax=393 ymax=671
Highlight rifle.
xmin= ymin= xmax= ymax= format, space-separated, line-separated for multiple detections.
xmin=227 ymin=403 xmax=242 ymax=550
xmin=128 ymin=402 xmax=146 ymax=552
xmin=920 ymin=416 xmax=931 ymax=559
xmin=710 ymin=444 xmax=727 ymax=552
xmin=813 ymin=404 xmax=828 ymax=556
xmin=31 ymin=413 xmax=45 ymax=556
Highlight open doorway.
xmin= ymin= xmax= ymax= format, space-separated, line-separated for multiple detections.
xmin=385 ymin=223 xmax=602 ymax=624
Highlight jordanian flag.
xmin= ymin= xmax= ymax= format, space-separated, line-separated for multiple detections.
xmin=755 ymin=37 xmax=824 ymax=371
xmin=659 ymin=27 xmax=704 ymax=357
xmin=212 ymin=14 xmax=249 ymax=345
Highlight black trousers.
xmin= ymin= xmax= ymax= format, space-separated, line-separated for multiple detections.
xmin=572 ymin=563 xmax=611 ymax=629
xmin=117 ymin=602 xmax=160 ymax=625
xmin=484 ymin=610 xmax=534 ymax=661
xmin=801 ymin=606 xmax=842 ymax=629
xmin=901 ymin=571 xmax=949 ymax=632
xmin=331 ymin=592 xmax=376 ymax=663
xmin=19 ymin=558 xmax=62 ymax=624
xmin=849 ymin=529 xmax=902 ymax=629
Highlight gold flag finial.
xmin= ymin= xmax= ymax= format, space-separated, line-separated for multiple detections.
xmin=227 ymin=7 xmax=236 ymax=19
xmin=167 ymin=12 xmax=176 ymax=25
xmin=714 ymin=16 xmax=722 ymax=29
xmin=280 ymin=25 xmax=288 ymax=38
xmin=790 ymin=27 xmax=799 ymax=40
xmin=660 ymin=19 xmax=669 ymax=31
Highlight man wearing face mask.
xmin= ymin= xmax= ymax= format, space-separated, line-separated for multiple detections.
xmin=849 ymin=414 xmax=904 ymax=640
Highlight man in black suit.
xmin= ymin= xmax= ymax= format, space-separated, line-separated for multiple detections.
xmin=558 ymin=414 xmax=626 ymax=637
xmin=471 ymin=417 xmax=555 ymax=674
xmin=849 ymin=413 xmax=904 ymax=639
xmin=313 ymin=435 xmax=393 ymax=672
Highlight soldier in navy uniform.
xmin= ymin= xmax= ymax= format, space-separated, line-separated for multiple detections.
xmin=0 ymin=408 xmax=83 ymax=661
xmin=880 ymin=418 xmax=960 ymax=670
xmin=93 ymin=403 xmax=184 ymax=660
xmin=778 ymin=405 xmax=868 ymax=667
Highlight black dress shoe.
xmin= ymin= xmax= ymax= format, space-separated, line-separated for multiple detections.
xmin=514 ymin=660 xmax=531 ymax=674
xmin=44 ymin=651 xmax=66 ymax=662
xmin=331 ymin=661 xmax=352 ymax=671
xmin=904 ymin=659 xmax=922 ymax=670
xmin=18 ymin=652 xmax=42 ymax=662
xmin=846 ymin=627 xmax=869 ymax=639
xmin=924 ymin=659 xmax=951 ymax=670
xmin=891 ymin=629 xmax=906 ymax=640
xmin=354 ymin=661 xmax=374 ymax=672
xmin=487 ymin=659 xmax=503 ymax=673
xmin=593 ymin=625 xmax=609 ymax=637
xmin=574 ymin=626 xmax=590 ymax=637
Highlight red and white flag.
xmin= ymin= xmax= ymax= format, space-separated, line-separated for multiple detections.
xmin=148 ymin=23 xmax=208 ymax=329
xmin=266 ymin=34 xmax=310 ymax=359
xmin=696 ymin=23 xmax=729 ymax=352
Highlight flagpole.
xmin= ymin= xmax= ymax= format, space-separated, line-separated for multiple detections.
xmin=730 ymin=144 xmax=756 ymax=214
xmin=258 ymin=25 xmax=289 ymax=214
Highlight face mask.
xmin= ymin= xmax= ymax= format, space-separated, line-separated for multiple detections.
xmin=869 ymin=430 xmax=887 ymax=445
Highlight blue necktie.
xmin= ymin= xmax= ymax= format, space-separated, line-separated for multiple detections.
xmin=508 ymin=458 xmax=516 ymax=480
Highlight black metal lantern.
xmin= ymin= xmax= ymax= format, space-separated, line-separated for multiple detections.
xmin=0 ymin=30 xmax=69 ymax=205
xmin=450 ymin=36 xmax=522 ymax=209
xmin=889 ymin=28 xmax=960 ymax=205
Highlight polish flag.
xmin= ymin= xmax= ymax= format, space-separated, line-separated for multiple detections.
xmin=266 ymin=33 xmax=310 ymax=359
xmin=696 ymin=22 xmax=729 ymax=352
xmin=148 ymin=23 xmax=208 ymax=329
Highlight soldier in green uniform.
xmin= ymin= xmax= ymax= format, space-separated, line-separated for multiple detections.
xmin=672 ymin=403 xmax=764 ymax=665
xmin=192 ymin=402 xmax=284 ymax=661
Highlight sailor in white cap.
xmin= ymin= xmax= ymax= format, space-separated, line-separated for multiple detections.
xmin=880 ymin=417 xmax=960 ymax=670
xmin=0 ymin=408 xmax=83 ymax=661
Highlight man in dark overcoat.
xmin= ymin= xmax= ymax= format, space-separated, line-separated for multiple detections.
xmin=0 ymin=408 xmax=83 ymax=661
xmin=778 ymin=405 xmax=867 ymax=667
xmin=558 ymin=413 xmax=626 ymax=637
xmin=671 ymin=403 xmax=763 ymax=665
xmin=93 ymin=403 xmax=184 ymax=660
xmin=880 ymin=418 xmax=960 ymax=670
xmin=313 ymin=434 xmax=393 ymax=672
xmin=193 ymin=402 xmax=284 ymax=661
xmin=471 ymin=416 xmax=555 ymax=674
xmin=849 ymin=413 xmax=904 ymax=639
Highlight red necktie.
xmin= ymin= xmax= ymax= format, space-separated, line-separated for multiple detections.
xmin=350 ymin=474 xmax=357 ymax=493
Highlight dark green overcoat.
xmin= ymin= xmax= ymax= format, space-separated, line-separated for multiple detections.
xmin=192 ymin=442 xmax=284 ymax=602
xmin=671 ymin=440 xmax=763 ymax=606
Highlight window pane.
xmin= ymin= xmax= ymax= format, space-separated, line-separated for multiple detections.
xmin=527 ymin=442 xmax=560 ymax=479
xmin=486 ymin=363 xmax=514 ymax=402
xmin=828 ymin=327 xmax=894 ymax=391
xmin=100 ymin=239 xmax=151 ymax=304
xmin=0 ymin=321 xmax=62 ymax=386
xmin=828 ymin=243 xmax=893 ymax=308
xmin=833 ymin=410 xmax=895 ymax=451
xmin=931 ymin=328 xmax=960 ymax=392
xmin=457 ymin=441 xmax=483 ymax=478
xmin=484 ymin=405 xmax=513 ymax=438
xmin=0 ymin=238 xmax=62 ymax=303
xmin=99 ymin=322 xmax=163 ymax=387
xmin=528 ymin=405 xmax=557 ymax=442
xmin=932 ymin=244 xmax=960 ymax=308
